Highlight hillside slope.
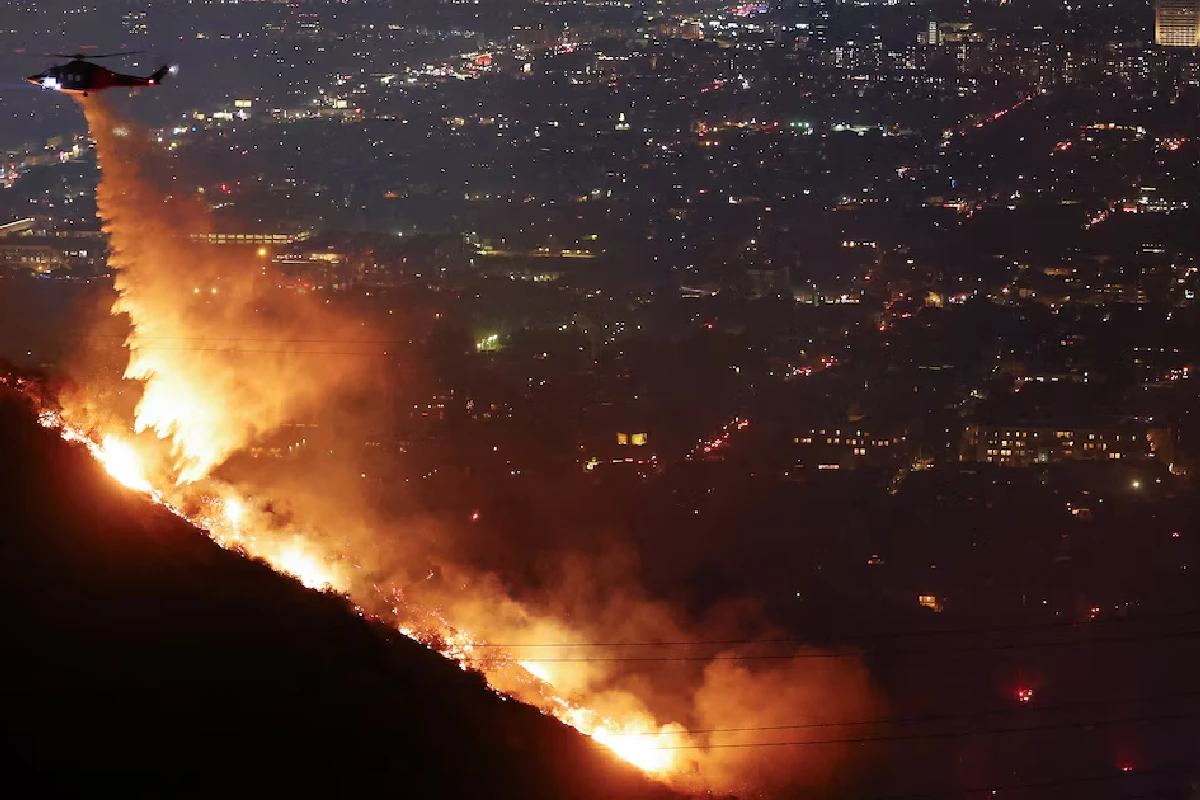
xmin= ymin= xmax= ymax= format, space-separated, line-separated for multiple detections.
xmin=0 ymin=393 xmax=679 ymax=799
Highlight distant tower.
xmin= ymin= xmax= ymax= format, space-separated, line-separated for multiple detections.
xmin=1156 ymin=0 xmax=1200 ymax=47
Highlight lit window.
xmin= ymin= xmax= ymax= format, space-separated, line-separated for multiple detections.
xmin=616 ymin=433 xmax=628 ymax=446
xmin=631 ymin=433 xmax=648 ymax=446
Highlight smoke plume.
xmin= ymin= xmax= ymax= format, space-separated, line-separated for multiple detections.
xmin=80 ymin=97 xmax=374 ymax=482
xmin=59 ymin=96 xmax=880 ymax=796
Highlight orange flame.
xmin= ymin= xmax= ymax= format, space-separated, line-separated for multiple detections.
xmin=32 ymin=95 xmax=879 ymax=794
xmin=95 ymin=435 xmax=153 ymax=493
xmin=35 ymin=408 xmax=681 ymax=777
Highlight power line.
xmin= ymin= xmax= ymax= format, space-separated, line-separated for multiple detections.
xmin=58 ymin=333 xmax=425 ymax=356
xmin=647 ymin=709 xmax=1200 ymax=750
xmin=476 ymin=609 xmax=1200 ymax=649
xmin=504 ymin=627 xmax=1200 ymax=662
xmin=600 ymin=688 xmax=1200 ymax=737
xmin=66 ymin=333 xmax=415 ymax=346
xmin=74 ymin=345 xmax=396 ymax=356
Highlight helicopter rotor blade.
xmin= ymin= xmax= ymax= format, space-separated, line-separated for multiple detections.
xmin=42 ymin=50 xmax=143 ymax=59
xmin=89 ymin=50 xmax=145 ymax=59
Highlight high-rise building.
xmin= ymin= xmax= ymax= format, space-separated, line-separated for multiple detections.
xmin=1156 ymin=0 xmax=1200 ymax=48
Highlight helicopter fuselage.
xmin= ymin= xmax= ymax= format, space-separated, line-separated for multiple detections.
xmin=26 ymin=59 xmax=171 ymax=96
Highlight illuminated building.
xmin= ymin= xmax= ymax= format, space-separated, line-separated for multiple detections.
xmin=918 ymin=595 xmax=944 ymax=612
xmin=0 ymin=242 xmax=64 ymax=274
xmin=0 ymin=220 xmax=102 ymax=275
xmin=1156 ymin=1 xmax=1200 ymax=47
xmin=272 ymin=250 xmax=347 ymax=291
xmin=962 ymin=425 xmax=1174 ymax=467
xmin=790 ymin=427 xmax=910 ymax=471
xmin=580 ymin=405 xmax=657 ymax=473
xmin=190 ymin=231 xmax=312 ymax=246
xmin=0 ymin=218 xmax=37 ymax=237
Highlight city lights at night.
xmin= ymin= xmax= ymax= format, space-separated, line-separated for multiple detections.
xmin=1 ymin=0 xmax=1200 ymax=797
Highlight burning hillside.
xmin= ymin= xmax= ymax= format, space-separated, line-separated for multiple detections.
xmin=1 ymin=96 xmax=880 ymax=796
xmin=0 ymin=392 xmax=678 ymax=798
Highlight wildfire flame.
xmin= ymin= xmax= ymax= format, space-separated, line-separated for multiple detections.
xmin=14 ymin=95 xmax=877 ymax=795
xmin=95 ymin=435 xmax=153 ymax=493
xmin=592 ymin=725 xmax=680 ymax=774
xmin=44 ymin=97 xmax=682 ymax=780
xmin=82 ymin=95 xmax=372 ymax=484
xmin=33 ymin=407 xmax=682 ymax=777
xmin=273 ymin=543 xmax=338 ymax=591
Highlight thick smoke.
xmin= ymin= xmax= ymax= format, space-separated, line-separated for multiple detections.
xmin=411 ymin=548 xmax=880 ymax=794
xmin=80 ymin=97 xmax=374 ymax=482
xmin=65 ymin=96 xmax=880 ymax=796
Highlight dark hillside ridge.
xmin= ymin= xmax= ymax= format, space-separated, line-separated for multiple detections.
xmin=0 ymin=393 xmax=677 ymax=799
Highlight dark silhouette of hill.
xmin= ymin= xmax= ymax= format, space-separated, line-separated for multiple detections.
xmin=0 ymin=392 xmax=680 ymax=799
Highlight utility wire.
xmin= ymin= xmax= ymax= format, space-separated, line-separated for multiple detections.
xmin=66 ymin=332 xmax=415 ymax=345
xmin=67 ymin=345 xmax=396 ymax=356
xmin=502 ymin=627 xmax=1200 ymax=662
xmin=600 ymin=688 xmax=1200 ymax=737
xmin=646 ymin=709 xmax=1200 ymax=750
xmin=475 ymin=609 xmax=1200 ymax=649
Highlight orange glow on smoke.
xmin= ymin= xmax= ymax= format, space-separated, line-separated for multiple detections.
xmin=22 ymin=96 xmax=879 ymax=793
xmin=81 ymin=96 xmax=372 ymax=484
xmin=37 ymin=398 xmax=686 ymax=779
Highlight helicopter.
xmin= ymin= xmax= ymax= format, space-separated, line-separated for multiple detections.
xmin=25 ymin=49 xmax=176 ymax=97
